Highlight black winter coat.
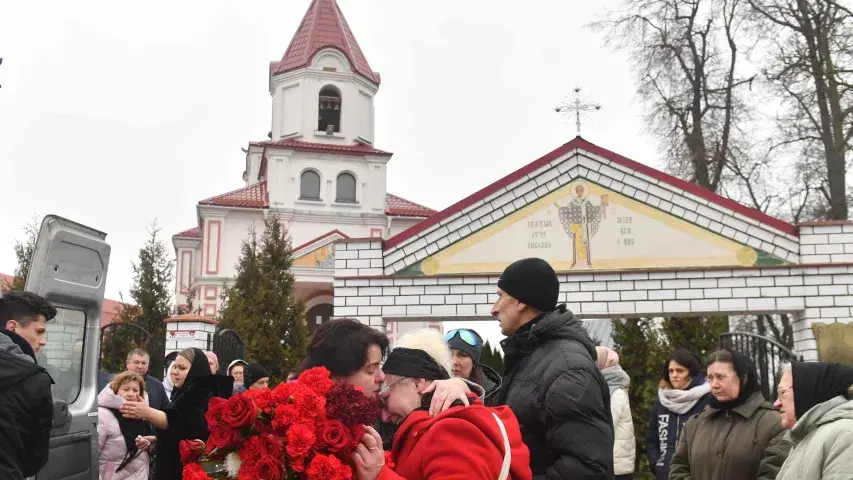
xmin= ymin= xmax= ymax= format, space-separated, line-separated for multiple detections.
xmin=644 ymin=376 xmax=711 ymax=480
xmin=0 ymin=330 xmax=54 ymax=480
xmin=490 ymin=305 xmax=614 ymax=479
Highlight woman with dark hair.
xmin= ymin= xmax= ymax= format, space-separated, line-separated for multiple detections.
xmin=669 ymin=349 xmax=790 ymax=480
xmin=644 ymin=348 xmax=710 ymax=480
xmin=445 ymin=329 xmax=502 ymax=400
xmin=119 ymin=347 xmax=232 ymax=480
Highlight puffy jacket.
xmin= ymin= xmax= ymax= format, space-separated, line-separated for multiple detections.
xmin=476 ymin=364 xmax=502 ymax=401
xmin=490 ymin=305 xmax=614 ymax=479
xmin=378 ymin=399 xmax=532 ymax=480
xmin=97 ymin=386 xmax=150 ymax=480
xmin=0 ymin=329 xmax=54 ymax=480
xmin=644 ymin=376 xmax=710 ymax=480
xmin=777 ymin=395 xmax=853 ymax=480
xmin=669 ymin=391 xmax=791 ymax=480
xmin=608 ymin=385 xmax=635 ymax=475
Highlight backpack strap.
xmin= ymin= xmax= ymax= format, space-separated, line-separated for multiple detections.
xmin=492 ymin=412 xmax=512 ymax=480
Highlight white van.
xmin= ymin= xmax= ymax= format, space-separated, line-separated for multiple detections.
xmin=14 ymin=215 xmax=111 ymax=480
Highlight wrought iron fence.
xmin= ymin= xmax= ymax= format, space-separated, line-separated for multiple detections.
xmin=719 ymin=332 xmax=802 ymax=402
xmin=207 ymin=328 xmax=244 ymax=374
xmin=100 ymin=322 xmax=165 ymax=380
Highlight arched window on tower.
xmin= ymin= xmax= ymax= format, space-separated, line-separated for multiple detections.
xmin=336 ymin=172 xmax=357 ymax=203
xmin=300 ymin=170 xmax=321 ymax=200
xmin=318 ymin=86 xmax=341 ymax=133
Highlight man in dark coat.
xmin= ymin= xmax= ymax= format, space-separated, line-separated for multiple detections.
xmin=126 ymin=348 xmax=170 ymax=411
xmin=0 ymin=291 xmax=56 ymax=479
xmin=489 ymin=258 xmax=614 ymax=479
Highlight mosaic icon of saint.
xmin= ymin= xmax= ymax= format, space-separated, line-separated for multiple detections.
xmin=556 ymin=183 xmax=608 ymax=268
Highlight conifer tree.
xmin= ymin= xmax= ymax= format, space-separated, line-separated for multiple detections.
xmin=480 ymin=339 xmax=506 ymax=374
xmin=218 ymin=216 xmax=307 ymax=383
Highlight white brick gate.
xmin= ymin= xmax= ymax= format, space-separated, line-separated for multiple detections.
xmin=332 ymin=138 xmax=853 ymax=361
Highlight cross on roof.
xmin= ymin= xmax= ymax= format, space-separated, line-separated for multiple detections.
xmin=554 ymin=87 xmax=601 ymax=137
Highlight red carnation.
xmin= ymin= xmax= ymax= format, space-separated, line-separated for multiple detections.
xmin=295 ymin=390 xmax=326 ymax=419
xmin=272 ymin=404 xmax=300 ymax=431
xmin=253 ymin=455 xmax=286 ymax=480
xmin=181 ymin=463 xmax=213 ymax=480
xmin=246 ymin=388 xmax=276 ymax=416
xmin=209 ymin=424 xmax=241 ymax=451
xmin=384 ymin=451 xmax=395 ymax=470
xmin=320 ymin=419 xmax=351 ymax=453
xmin=350 ymin=424 xmax=366 ymax=449
xmin=342 ymin=464 xmax=353 ymax=480
xmin=179 ymin=439 xmax=205 ymax=464
xmin=298 ymin=367 xmax=335 ymax=396
xmin=223 ymin=394 xmax=259 ymax=428
xmin=325 ymin=383 xmax=380 ymax=428
xmin=285 ymin=423 xmax=316 ymax=458
xmin=205 ymin=397 xmax=229 ymax=429
xmin=306 ymin=453 xmax=345 ymax=480
xmin=237 ymin=435 xmax=263 ymax=465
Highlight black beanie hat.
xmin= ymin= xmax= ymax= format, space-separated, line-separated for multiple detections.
xmin=497 ymin=258 xmax=559 ymax=312
xmin=244 ymin=363 xmax=270 ymax=389
xmin=446 ymin=329 xmax=484 ymax=365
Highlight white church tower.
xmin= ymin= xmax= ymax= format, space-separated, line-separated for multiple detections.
xmin=171 ymin=0 xmax=440 ymax=338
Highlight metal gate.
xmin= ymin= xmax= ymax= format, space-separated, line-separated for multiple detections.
xmin=719 ymin=332 xmax=803 ymax=401
xmin=207 ymin=328 xmax=244 ymax=374
xmin=100 ymin=322 xmax=165 ymax=380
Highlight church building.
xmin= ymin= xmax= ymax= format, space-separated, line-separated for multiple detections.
xmin=171 ymin=0 xmax=440 ymax=339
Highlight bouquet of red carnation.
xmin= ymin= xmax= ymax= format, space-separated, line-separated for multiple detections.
xmin=182 ymin=367 xmax=380 ymax=480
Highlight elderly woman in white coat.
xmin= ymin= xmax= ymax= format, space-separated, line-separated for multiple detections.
xmin=596 ymin=346 xmax=635 ymax=480
xmin=774 ymin=361 xmax=853 ymax=480
xmin=98 ymin=372 xmax=156 ymax=480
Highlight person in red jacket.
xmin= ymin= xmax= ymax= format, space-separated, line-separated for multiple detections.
xmin=352 ymin=329 xmax=532 ymax=480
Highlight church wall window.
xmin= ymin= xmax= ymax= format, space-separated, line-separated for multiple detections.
xmin=318 ymin=85 xmax=342 ymax=133
xmin=336 ymin=172 xmax=357 ymax=203
xmin=300 ymin=170 xmax=322 ymax=200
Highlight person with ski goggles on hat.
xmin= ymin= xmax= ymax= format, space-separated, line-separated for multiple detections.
xmin=445 ymin=329 xmax=502 ymax=401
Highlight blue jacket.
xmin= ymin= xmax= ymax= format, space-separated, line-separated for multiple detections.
xmin=645 ymin=376 xmax=711 ymax=480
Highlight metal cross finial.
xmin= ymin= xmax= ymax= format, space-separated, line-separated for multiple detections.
xmin=554 ymin=87 xmax=601 ymax=137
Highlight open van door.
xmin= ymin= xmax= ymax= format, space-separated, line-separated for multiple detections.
xmin=24 ymin=215 xmax=110 ymax=480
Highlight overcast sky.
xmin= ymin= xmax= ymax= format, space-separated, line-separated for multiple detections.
xmin=0 ymin=0 xmax=659 ymax=346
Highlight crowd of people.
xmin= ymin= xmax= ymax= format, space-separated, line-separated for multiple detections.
xmin=1 ymin=257 xmax=852 ymax=479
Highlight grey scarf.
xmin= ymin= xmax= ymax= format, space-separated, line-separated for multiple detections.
xmin=602 ymin=365 xmax=630 ymax=394
xmin=658 ymin=381 xmax=711 ymax=414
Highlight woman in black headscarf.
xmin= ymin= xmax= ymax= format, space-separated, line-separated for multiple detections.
xmin=669 ymin=349 xmax=791 ymax=480
xmin=120 ymin=347 xmax=232 ymax=480
xmin=774 ymin=361 xmax=853 ymax=479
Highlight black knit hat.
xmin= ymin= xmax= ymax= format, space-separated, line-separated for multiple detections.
xmin=497 ymin=258 xmax=559 ymax=312
xmin=243 ymin=363 xmax=270 ymax=389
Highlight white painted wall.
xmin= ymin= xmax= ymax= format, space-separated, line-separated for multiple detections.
xmin=271 ymin=49 xmax=378 ymax=146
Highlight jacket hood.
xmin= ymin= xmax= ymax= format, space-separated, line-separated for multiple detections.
xmin=478 ymin=364 xmax=503 ymax=399
xmin=395 ymin=403 xmax=530 ymax=480
xmin=0 ymin=330 xmax=46 ymax=390
xmin=98 ymin=384 xmax=150 ymax=410
xmin=790 ymin=395 xmax=853 ymax=443
xmin=503 ymin=305 xmax=595 ymax=359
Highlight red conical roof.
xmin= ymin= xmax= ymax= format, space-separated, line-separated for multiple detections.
xmin=273 ymin=0 xmax=380 ymax=84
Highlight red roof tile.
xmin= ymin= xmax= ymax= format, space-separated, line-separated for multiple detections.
xmin=273 ymin=0 xmax=380 ymax=85
xmin=385 ymin=137 xmax=797 ymax=249
xmin=293 ymin=229 xmax=350 ymax=252
xmin=174 ymin=227 xmax=201 ymax=238
xmin=199 ymin=182 xmax=269 ymax=209
xmin=386 ymin=193 xmax=436 ymax=218
xmin=250 ymin=139 xmax=392 ymax=157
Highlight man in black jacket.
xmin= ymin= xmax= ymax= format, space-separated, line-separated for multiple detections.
xmin=126 ymin=348 xmax=170 ymax=411
xmin=0 ymin=291 xmax=56 ymax=479
xmin=489 ymin=258 xmax=614 ymax=479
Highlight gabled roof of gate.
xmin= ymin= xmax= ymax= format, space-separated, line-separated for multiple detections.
xmin=382 ymin=137 xmax=799 ymax=276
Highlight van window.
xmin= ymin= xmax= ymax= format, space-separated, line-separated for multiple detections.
xmin=37 ymin=308 xmax=87 ymax=403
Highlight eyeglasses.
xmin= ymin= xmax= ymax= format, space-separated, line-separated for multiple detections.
xmin=378 ymin=377 xmax=408 ymax=398
xmin=777 ymin=386 xmax=793 ymax=398
xmin=445 ymin=329 xmax=482 ymax=347
xmin=705 ymin=373 xmax=735 ymax=384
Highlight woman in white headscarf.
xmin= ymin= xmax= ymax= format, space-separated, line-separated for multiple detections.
xmin=595 ymin=346 xmax=634 ymax=480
